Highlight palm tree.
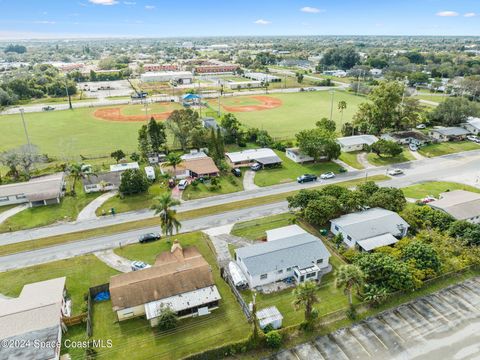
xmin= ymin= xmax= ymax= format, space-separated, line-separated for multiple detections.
xmin=335 ymin=264 xmax=365 ymax=306
xmin=68 ymin=163 xmax=94 ymax=196
xmin=338 ymin=100 xmax=347 ymax=124
xmin=151 ymin=193 xmax=181 ymax=237
xmin=166 ymin=153 xmax=183 ymax=180
xmin=292 ymin=281 xmax=319 ymax=323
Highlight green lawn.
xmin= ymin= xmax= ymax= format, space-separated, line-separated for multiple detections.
xmin=0 ymin=204 xmax=17 ymax=214
xmin=231 ymin=213 xmax=296 ymax=240
xmin=402 ymin=181 xmax=480 ymax=199
xmin=0 ymin=181 xmax=101 ymax=233
xmin=338 ymin=151 xmax=364 ymax=170
xmin=254 ymin=150 xmax=343 ymax=187
xmin=418 ymin=141 xmax=480 ymax=157
xmin=221 ymin=91 xmax=364 ymax=139
xmin=182 ymin=175 xmax=243 ymax=200
xmin=367 ymin=149 xmax=415 ymax=166
xmin=96 ymin=182 xmax=169 ymax=216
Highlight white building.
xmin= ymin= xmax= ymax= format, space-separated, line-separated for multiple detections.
xmin=462 ymin=117 xmax=480 ymax=135
xmin=257 ymin=306 xmax=283 ymax=330
xmin=140 ymin=71 xmax=193 ymax=84
xmin=145 ymin=166 xmax=156 ymax=181
xmin=225 ymin=148 xmax=282 ymax=168
xmin=243 ymin=72 xmax=281 ymax=82
xmin=428 ymin=190 xmax=480 ymax=224
xmin=82 ymin=171 xmax=122 ymax=193
xmin=228 ymin=81 xmax=263 ymax=89
xmin=110 ymin=162 xmax=140 ymax=172
xmin=337 ymin=135 xmax=379 ymax=152
xmin=330 ymin=208 xmax=409 ymax=251
xmin=428 ymin=127 xmax=470 ymax=142
xmin=285 ymin=148 xmax=314 ymax=163
xmin=235 ymin=225 xmax=331 ymax=288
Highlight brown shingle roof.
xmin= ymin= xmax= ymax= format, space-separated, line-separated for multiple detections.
xmin=184 ymin=157 xmax=220 ymax=175
xmin=109 ymin=246 xmax=214 ymax=311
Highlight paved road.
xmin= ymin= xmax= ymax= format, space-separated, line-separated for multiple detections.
xmin=266 ymin=277 xmax=480 ymax=360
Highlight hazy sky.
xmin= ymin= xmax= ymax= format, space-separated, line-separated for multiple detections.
xmin=0 ymin=0 xmax=479 ymax=39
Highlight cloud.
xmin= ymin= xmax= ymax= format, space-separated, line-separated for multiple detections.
xmin=254 ymin=19 xmax=271 ymax=25
xmin=123 ymin=1 xmax=136 ymax=4
xmin=88 ymin=0 xmax=118 ymax=5
xmin=436 ymin=11 xmax=459 ymax=17
xmin=145 ymin=5 xmax=155 ymax=9
xmin=300 ymin=6 xmax=322 ymax=14
xmin=34 ymin=20 xmax=56 ymax=24
xmin=464 ymin=12 xmax=476 ymax=17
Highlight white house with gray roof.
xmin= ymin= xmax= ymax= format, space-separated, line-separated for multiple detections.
xmin=428 ymin=190 xmax=480 ymax=224
xmin=336 ymin=135 xmax=379 ymax=152
xmin=330 ymin=208 xmax=409 ymax=252
xmin=428 ymin=127 xmax=470 ymax=142
xmin=462 ymin=117 xmax=480 ymax=135
xmin=235 ymin=225 xmax=331 ymax=288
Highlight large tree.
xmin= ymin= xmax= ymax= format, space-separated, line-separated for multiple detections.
xmin=166 ymin=153 xmax=182 ymax=180
xmin=166 ymin=109 xmax=201 ymax=151
xmin=335 ymin=265 xmax=365 ymax=306
xmin=119 ymin=169 xmax=149 ymax=195
xmin=368 ymin=187 xmax=406 ymax=213
xmin=318 ymin=47 xmax=360 ymax=70
xmin=296 ymin=120 xmax=340 ymax=161
xmin=368 ymin=139 xmax=403 ymax=158
xmin=0 ymin=144 xmax=45 ymax=179
xmin=147 ymin=117 xmax=167 ymax=153
xmin=427 ymin=97 xmax=479 ymax=126
xmin=151 ymin=193 xmax=181 ymax=237
xmin=67 ymin=163 xmax=95 ymax=195
xmin=292 ymin=281 xmax=319 ymax=324
xmin=220 ymin=113 xmax=241 ymax=144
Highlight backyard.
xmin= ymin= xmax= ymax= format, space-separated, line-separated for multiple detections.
xmin=401 ymin=181 xmax=480 ymax=199
xmin=231 ymin=213 xmax=296 ymax=240
xmin=418 ymin=141 xmax=480 ymax=157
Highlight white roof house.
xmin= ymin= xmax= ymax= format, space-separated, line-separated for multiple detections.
xmin=181 ymin=150 xmax=208 ymax=161
xmin=110 ymin=162 xmax=140 ymax=172
xmin=330 ymin=208 xmax=409 ymax=251
xmin=462 ymin=117 xmax=480 ymax=135
xmin=225 ymin=148 xmax=282 ymax=166
xmin=336 ymin=135 xmax=379 ymax=152
xmin=266 ymin=224 xmax=306 ymax=241
xmin=428 ymin=190 xmax=480 ymax=224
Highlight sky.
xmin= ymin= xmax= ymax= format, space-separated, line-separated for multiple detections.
xmin=0 ymin=0 xmax=479 ymax=39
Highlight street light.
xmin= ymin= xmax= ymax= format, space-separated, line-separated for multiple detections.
xmin=19 ymin=109 xmax=32 ymax=150
xmin=329 ymin=89 xmax=335 ymax=121
xmin=64 ymin=76 xmax=73 ymax=110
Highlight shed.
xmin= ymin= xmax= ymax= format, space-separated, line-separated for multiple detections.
xmin=145 ymin=166 xmax=156 ymax=180
xmin=257 ymin=306 xmax=283 ymax=329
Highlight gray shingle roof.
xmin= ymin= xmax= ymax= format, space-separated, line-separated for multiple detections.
xmin=337 ymin=135 xmax=379 ymax=147
xmin=432 ymin=127 xmax=470 ymax=136
xmin=428 ymin=190 xmax=480 ymax=220
xmin=235 ymin=233 xmax=330 ymax=276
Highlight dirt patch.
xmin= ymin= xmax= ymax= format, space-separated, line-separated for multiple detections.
xmin=93 ymin=105 xmax=173 ymax=122
xmin=221 ymin=95 xmax=283 ymax=112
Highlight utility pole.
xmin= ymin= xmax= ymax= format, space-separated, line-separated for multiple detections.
xmin=329 ymin=90 xmax=335 ymax=121
xmin=64 ymin=77 xmax=73 ymax=110
xmin=19 ymin=109 xmax=32 ymax=150
xmin=217 ymin=93 xmax=221 ymax=117
xmin=144 ymin=103 xmax=148 ymax=121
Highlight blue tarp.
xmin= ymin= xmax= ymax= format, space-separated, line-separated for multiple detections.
xmin=94 ymin=291 xmax=110 ymax=302
xmin=182 ymin=93 xmax=201 ymax=100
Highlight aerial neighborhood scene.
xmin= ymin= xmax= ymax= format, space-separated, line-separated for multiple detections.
xmin=2 ymin=0 xmax=480 ymax=359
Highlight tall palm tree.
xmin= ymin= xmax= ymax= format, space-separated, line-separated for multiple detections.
xmin=292 ymin=281 xmax=319 ymax=323
xmin=166 ymin=153 xmax=183 ymax=180
xmin=335 ymin=264 xmax=365 ymax=306
xmin=338 ymin=100 xmax=347 ymax=124
xmin=151 ymin=193 xmax=181 ymax=237
xmin=68 ymin=163 xmax=94 ymax=196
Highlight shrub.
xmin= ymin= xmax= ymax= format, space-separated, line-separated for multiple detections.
xmin=156 ymin=306 xmax=178 ymax=330
xmin=265 ymin=330 xmax=282 ymax=349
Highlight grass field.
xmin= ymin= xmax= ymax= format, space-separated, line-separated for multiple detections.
xmin=367 ymin=149 xmax=415 ymax=166
xmin=418 ymin=141 xmax=480 ymax=157
xmin=182 ymin=175 xmax=243 ymax=200
xmin=219 ymin=91 xmax=364 ymax=139
xmin=338 ymin=151 xmax=364 ymax=169
xmin=231 ymin=213 xmax=296 ymax=240
xmin=402 ymin=181 xmax=480 ymax=199
xmin=254 ymin=150 xmax=343 ymax=187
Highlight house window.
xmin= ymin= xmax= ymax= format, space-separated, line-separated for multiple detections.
xmin=334 ymin=225 xmax=339 ymax=231
xmin=0 ymin=196 xmax=8 ymax=202
xmin=347 ymin=235 xmax=352 ymax=241
xmin=278 ymin=269 xmax=283 ymax=274
xmin=306 ymin=272 xmax=317 ymax=279
xmin=260 ymin=274 xmax=268 ymax=280
xmin=286 ymin=267 xmax=292 ymax=272
xmin=317 ymin=259 xmax=323 ymax=264
xmin=16 ymin=194 xmax=26 ymax=200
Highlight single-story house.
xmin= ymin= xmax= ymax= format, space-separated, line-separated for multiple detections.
xmin=0 ymin=277 xmax=68 ymax=360
xmin=428 ymin=190 xmax=480 ymax=224
xmin=429 ymin=127 xmax=470 ymax=142
xmin=180 ymin=150 xmax=208 ymax=161
xmin=330 ymin=208 xmax=409 ymax=251
xmin=235 ymin=225 xmax=331 ymax=289
xmin=225 ymin=148 xmax=282 ymax=168
xmin=462 ymin=117 xmax=480 ymax=135
xmin=110 ymin=162 xmax=140 ymax=172
xmin=110 ymin=242 xmax=221 ymax=326
xmin=82 ymin=171 xmax=122 ymax=193
xmin=285 ymin=148 xmax=314 ymax=163
xmin=0 ymin=172 xmax=65 ymax=207
xmin=337 ymin=135 xmax=379 ymax=152
xmin=162 ymin=156 xmax=220 ymax=179
xmin=381 ymin=131 xmax=430 ymax=146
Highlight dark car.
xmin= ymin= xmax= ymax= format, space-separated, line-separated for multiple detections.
xmin=138 ymin=232 xmax=161 ymax=243
xmin=231 ymin=168 xmax=242 ymax=177
xmin=250 ymin=163 xmax=262 ymax=171
xmin=42 ymin=106 xmax=55 ymax=111
xmin=297 ymin=174 xmax=318 ymax=183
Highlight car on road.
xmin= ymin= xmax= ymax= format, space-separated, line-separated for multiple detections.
xmin=297 ymin=174 xmax=318 ymax=183
xmin=250 ymin=163 xmax=262 ymax=171
xmin=42 ymin=106 xmax=55 ymax=111
xmin=138 ymin=232 xmax=161 ymax=243
xmin=131 ymin=261 xmax=151 ymax=271
xmin=416 ymin=124 xmax=426 ymax=129
xmin=387 ymin=168 xmax=404 ymax=176
xmin=231 ymin=168 xmax=242 ymax=177
xmin=320 ymin=172 xmax=335 ymax=179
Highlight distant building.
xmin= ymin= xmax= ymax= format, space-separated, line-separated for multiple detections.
xmin=82 ymin=171 xmax=122 ymax=193
xmin=381 ymin=131 xmax=430 ymax=146
xmin=330 ymin=208 xmax=409 ymax=251
xmin=140 ymin=71 xmax=193 ymax=84
xmin=235 ymin=225 xmax=331 ymax=288
xmin=0 ymin=173 xmax=65 ymax=207
xmin=110 ymin=242 xmax=221 ymax=325
xmin=194 ymin=64 xmax=239 ymax=74
xmin=337 ymin=135 xmax=379 ymax=152
xmin=202 ymin=117 xmax=221 ymax=131
xmin=225 ymin=148 xmax=282 ymax=168
xmin=143 ymin=64 xmax=178 ymax=72
xmin=243 ymin=72 xmax=281 ymax=82
xmin=0 ymin=277 xmax=68 ymax=360
xmin=323 ymin=70 xmax=347 ymax=77
xmin=285 ymin=148 xmax=314 ymax=163
xmin=228 ymin=81 xmax=263 ymax=89
xmin=429 ymin=127 xmax=470 ymax=142
xmin=462 ymin=117 xmax=480 ymax=135
xmin=110 ymin=162 xmax=140 ymax=172
xmin=428 ymin=190 xmax=480 ymax=224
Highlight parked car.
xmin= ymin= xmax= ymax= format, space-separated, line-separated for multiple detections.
xmin=231 ymin=168 xmax=242 ymax=177
xmin=168 ymin=178 xmax=175 ymax=188
xmin=416 ymin=124 xmax=426 ymax=129
xmin=422 ymin=196 xmax=436 ymax=204
xmin=131 ymin=261 xmax=151 ymax=271
xmin=42 ymin=106 xmax=55 ymax=111
xmin=467 ymin=135 xmax=480 ymax=142
xmin=297 ymin=174 xmax=318 ymax=183
xmin=250 ymin=163 xmax=262 ymax=171
xmin=138 ymin=232 xmax=161 ymax=243
xmin=387 ymin=168 xmax=404 ymax=176
xmin=320 ymin=172 xmax=335 ymax=179
xmin=178 ymin=179 xmax=188 ymax=190
xmin=409 ymin=143 xmax=418 ymax=152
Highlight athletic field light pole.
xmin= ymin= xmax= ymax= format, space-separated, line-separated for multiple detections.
xmin=64 ymin=77 xmax=73 ymax=110
xmin=329 ymin=89 xmax=335 ymax=121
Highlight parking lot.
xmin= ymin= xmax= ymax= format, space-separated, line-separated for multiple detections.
xmin=268 ymin=277 xmax=480 ymax=360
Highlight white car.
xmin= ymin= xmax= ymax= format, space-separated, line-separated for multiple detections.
xmin=131 ymin=261 xmax=151 ymax=271
xmin=320 ymin=172 xmax=336 ymax=179
xmin=416 ymin=124 xmax=426 ymax=129
xmin=387 ymin=168 xmax=404 ymax=176
xmin=467 ymin=135 xmax=479 ymax=142
xmin=409 ymin=143 xmax=418 ymax=152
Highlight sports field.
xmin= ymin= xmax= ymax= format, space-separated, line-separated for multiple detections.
xmin=216 ymin=91 xmax=364 ymax=138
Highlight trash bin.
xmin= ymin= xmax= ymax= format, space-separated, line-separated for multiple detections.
xmin=320 ymin=229 xmax=328 ymax=236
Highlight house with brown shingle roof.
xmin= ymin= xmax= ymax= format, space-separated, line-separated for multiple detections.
xmin=109 ymin=241 xmax=221 ymax=325
xmin=161 ymin=156 xmax=220 ymax=179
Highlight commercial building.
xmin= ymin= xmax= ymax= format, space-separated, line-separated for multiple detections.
xmin=140 ymin=71 xmax=193 ymax=84
xmin=143 ymin=64 xmax=178 ymax=72
xmin=428 ymin=190 xmax=480 ymax=224
xmin=194 ymin=64 xmax=239 ymax=74
xmin=243 ymin=72 xmax=281 ymax=82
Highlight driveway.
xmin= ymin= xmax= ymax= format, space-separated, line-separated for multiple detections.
xmin=357 ymin=152 xmax=375 ymax=169
xmin=94 ymin=249 xmax=132 ymax=273
xmin=77 ymin=191 xmax=117 ymax=221
xmin=0 ymin=204 xmax=27 ymax=226
xmin=243 ymin=170 xmax=259 ymax=191
xmin=204 ymin=225 xmax=254 ymax=266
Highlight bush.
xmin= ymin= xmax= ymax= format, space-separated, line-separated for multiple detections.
xmin=346 ymin=304 xmax=357 ymax=320
xmin=265 ymin=330 xmax=282 ymax=349
xmin=156 ymin=306 xmax=178 ymax=330
xmin=119 ymin=169 xmax=149 ymax=195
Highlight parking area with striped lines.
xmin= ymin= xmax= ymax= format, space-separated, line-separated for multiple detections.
xmin=267 ymin=277 xmax=480 ymax=360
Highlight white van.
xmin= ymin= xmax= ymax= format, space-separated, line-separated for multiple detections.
xmin=144 ymin=166 xmax=155 ymax=181
xmin=178 ymin=179 xmax=188 ymax=190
